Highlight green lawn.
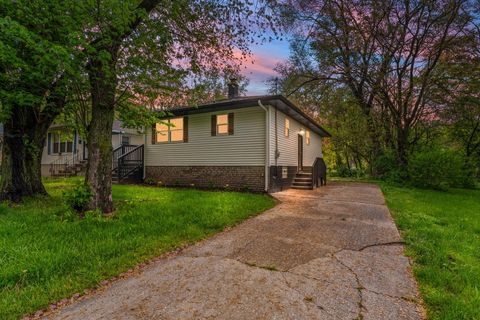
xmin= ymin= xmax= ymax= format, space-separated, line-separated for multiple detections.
xmin=380 ymin=184 xmax=480 ymax=320
xmin=0 ymin=178 xmax=275 ymax=319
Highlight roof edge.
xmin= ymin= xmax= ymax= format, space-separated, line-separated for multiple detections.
xmin=157 ymin=95 xmax=332 ymax=138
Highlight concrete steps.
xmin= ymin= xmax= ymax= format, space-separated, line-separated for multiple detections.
xmin=291 ymin=172 xmax=313 ymax=190
xmin=51 ymin=160 xmax=87 ymax=177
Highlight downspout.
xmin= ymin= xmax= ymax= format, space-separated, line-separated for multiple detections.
xmin=143 ymin=126 xmax=147 ymax=179
xmin=274 ymin=106 xmax=278 ymax=167
xmin=258 ymin=100 xmax=269 ymax=192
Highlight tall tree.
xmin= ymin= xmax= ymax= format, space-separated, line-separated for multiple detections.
xmin=82 ymin=0 xmax=275 ymax=212
xmin=432 ymin=18 xmax=480 ymax=172
xmin=0 ymin=1 xmax=84 ymax=201
xmin=275 ymin=0 xmax=470 ymax=167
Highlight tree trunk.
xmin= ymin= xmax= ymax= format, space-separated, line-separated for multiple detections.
xmin=396 ymin=126 xmax=409 ymax=168
xmin=0 ymin=107 xmax=48 ymax=202
xmin=85 ymin=49 xmax=118 ymax=213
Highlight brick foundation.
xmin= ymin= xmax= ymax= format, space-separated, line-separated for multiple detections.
xmin=268 ymin=166 xmax=297 ymax=192
xmin=145 ymin=166 xmax=265 ymax=192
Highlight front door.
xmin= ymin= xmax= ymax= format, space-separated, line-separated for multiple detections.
xmin=298 ymin=134 xmax=303 ymax=172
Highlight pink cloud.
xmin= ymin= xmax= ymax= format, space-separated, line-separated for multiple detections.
xmin=233 ymin=48 xmax=285 ymax=95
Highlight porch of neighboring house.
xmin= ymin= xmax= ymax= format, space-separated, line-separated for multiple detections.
xmin=44 ymin=125 xmax=144 ymax=182
xmin=43 ymin=127 xmax=87 ymax=177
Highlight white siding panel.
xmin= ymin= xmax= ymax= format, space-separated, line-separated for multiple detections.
xmin=304 ymin=128 xmax=323 ymax=165
xmin=268 ymin=107 xmax=322 ymax=167
xmin=127 ymin=133 xmax=145 ymax=146
xmin=146 ymin=106 xmax=265 ymax=166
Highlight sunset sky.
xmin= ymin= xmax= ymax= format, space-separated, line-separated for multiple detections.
xmin=241 ymin=37 xmax=290 ymax=95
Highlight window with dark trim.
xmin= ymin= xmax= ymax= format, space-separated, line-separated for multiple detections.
xmin=153 ymin=117 xmax=188 ymax=143
xmin=211 ymin=113 xmax=234 ymax=136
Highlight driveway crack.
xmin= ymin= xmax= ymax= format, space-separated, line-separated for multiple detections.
xmin=280 ymin=273 xmax=335 ymax=318
xmin=332 ymin=253 xmax=365 ymax=320
xmin=358 ymin=241 xmax=405 ymax=251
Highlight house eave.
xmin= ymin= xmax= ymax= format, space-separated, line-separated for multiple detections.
xmin=156 ymin=95 xmax=332 ymax=138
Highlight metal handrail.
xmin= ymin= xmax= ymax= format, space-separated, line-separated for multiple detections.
xmin=311 ymin=157 xmax=327 ymax=188
xmin=116 ymin=145 xmax=144 ymax=181
xmin=49 ymin=152 xmax=80 ymax=177
xmin=117 ymin=144 xmax=142 ymax=160
xmin=112 ymin=144 xmax=138 ymax=171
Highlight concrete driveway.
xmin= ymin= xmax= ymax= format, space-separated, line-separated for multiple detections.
xmin=47 ymin=182 xmax=424 ymax=320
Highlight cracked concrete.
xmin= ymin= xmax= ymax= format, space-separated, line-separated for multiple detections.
xmin=47 ymin=182 xmax=425 ymax=320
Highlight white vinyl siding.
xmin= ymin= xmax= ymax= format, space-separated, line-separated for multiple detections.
xmin=112 ymin=130 xmax=144 ymax=149
xmin=304 ymin=127 xmax=323 ymax=165
xmin=145 ymin=106 xmax=265 ymax=166
xmin=268 ymin=107 xmax=322 ymax=167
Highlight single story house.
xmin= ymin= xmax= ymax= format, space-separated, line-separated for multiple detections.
xmin=144 ymin=85 xmax=330 ymax=192
xmin=0 ymin=85 xmax=329 ymax=191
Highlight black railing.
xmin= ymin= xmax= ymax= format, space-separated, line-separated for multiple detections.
xmin=311 ymin=157 xmax=327 ymax=188
xmin=112 ymin=144 xmax=138 ymax=172
xmin=49 ymin=153 xmax=81 ymax=177
xmin=115 ymin=144 xmax=144 ymax=182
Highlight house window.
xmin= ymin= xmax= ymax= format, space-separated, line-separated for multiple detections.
xmin=121 ymin=135 xmax=130 ymax=145
xmin=50 ymin=132 xmax=73 ymax=154
xmin=154 ymin=117 xmax=185 ymax=143
xmin=211 ymin=113 xmax=234 ymax=136
xmin=306 ymin=130 xmax=310 ymax=145
xmin=285 ymin=118 xmax=290 ymax=137
xmin=216 ymin=114 xmax=229 ymax=135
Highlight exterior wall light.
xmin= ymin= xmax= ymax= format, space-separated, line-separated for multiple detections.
xmin=299 ymin=128 xmax=306 ymax=136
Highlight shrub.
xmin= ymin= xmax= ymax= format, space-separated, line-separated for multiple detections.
xmin=335 ymin=164 xmax=366 ymax=178
xmin=373 ymin=150 xmax=406 ymax=183
xmin=144 ymin=177 xmax=156 ymax=185
xmin=459 ymin=157 xmax=478 ymax=188
xmin=63 ymin=183 xmax=92 ymax=213
xmin=408 ymin=148 xmax=469 ymax=190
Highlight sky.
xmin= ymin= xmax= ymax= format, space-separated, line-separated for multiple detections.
xmin=241 ymin=38 xmax=291 ymax=95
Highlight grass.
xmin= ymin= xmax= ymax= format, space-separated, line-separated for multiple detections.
xmin=0 ymin=178 xmax=275 ymax=319
xmin=380 ymin=184 xmax=480 ymax=320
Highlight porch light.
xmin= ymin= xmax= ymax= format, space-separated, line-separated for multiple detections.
xmin=299 ymin=128 xmax=306 ymax=136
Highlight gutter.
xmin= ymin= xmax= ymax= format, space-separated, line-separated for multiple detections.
xmin=143 ymin=126 xmax=147 ymax=180
xmin=258 ymin=100 xmax=269 ymax=192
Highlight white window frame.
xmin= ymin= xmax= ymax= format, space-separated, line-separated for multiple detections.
xmin=216 ymin=114 xmax=229 ymax=135
xmin=51 ymin=132 xmax=74 ymax=154
xmin=284 ymin=118 xmax=290 ymax=137
xmin=155 ymin=117 xmax=184 ymax=144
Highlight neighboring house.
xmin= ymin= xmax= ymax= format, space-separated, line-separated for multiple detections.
xmin=143 ymin=84 xmax=330 ymax=192
xmin=43 ymin=121 xmax=143 ymax=177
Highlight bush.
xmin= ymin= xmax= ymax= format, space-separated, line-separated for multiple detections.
xmin=63 ymin=183 xmax=92 ymax=213
xmin=373 ymin=150 xmax=406 ymax=183
xmin=460 ymin=157 xmax=478 ymax=188
xmin=144 ymin=177 xmax=156 ymax=185
xmin=335 ymin=164 xmax=365 ymax=178
xmin=408 ymin=148 xmax=471 ymax=190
